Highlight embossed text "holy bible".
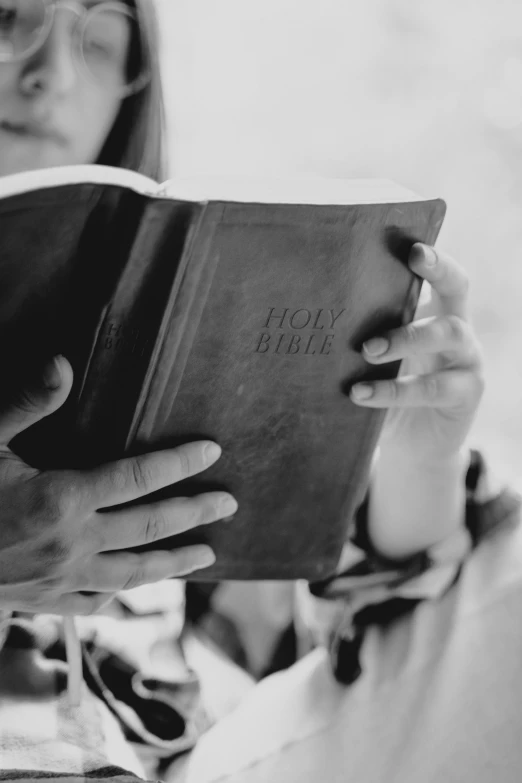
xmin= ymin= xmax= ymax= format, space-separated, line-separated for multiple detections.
xmin=254 ymin=307 xmax=345 ymax=355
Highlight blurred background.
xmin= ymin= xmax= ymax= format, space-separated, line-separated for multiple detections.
xmin=157 ymin=0 xmax=522 ymax=487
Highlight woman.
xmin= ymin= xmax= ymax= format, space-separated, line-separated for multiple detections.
xmin=0 ymin=0 xmax=238 ymax=616
xmin=0 ymin=1 xmax=488 ymax=782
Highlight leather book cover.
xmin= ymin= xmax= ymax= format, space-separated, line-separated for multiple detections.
xmin=0 ymin=172 xmax=446 ymax=581
xmin=123 ymin=198 xmax=446 ymax=580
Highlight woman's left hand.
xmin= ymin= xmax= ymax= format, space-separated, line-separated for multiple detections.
xmin=350 ymin=243 xmax=484 ymax=559
xmin=351 ymin=242 xmax=484 ymax=463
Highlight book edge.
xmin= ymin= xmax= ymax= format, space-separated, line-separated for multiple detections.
xmin=0 ymin=164 xmax=444 ymax=209
xmin=0 ymin=164 xmax=160 ymax=200
xmin=158 ymin=176 xmax=435 ymax=206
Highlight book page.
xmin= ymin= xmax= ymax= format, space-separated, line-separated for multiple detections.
xmin=0 ymin=167 xmax=431 ymax=206
xmin=158 ymin=176 xmax=427 ymax=205
xmin=0 ymin=164 xmax=160 ymax=201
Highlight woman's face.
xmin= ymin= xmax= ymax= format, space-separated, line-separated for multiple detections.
xmin=0 ymin=1 xmax=129 ymax=177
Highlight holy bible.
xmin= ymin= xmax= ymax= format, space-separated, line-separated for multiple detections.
xmin=0 ymin=166 xmax=446 ymax=580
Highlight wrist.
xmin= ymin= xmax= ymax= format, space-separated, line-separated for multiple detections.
xmin=367 ymin=447 xmax=469 ymax=562
xmin=377 ymin=442 xmax=470 ymax=476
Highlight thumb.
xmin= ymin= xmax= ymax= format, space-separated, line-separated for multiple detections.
xmin=0 ymin=355 xmax=74 ymax=447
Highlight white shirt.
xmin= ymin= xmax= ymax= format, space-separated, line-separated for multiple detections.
xmin=184 ymin=495 xmax=522 ymax=783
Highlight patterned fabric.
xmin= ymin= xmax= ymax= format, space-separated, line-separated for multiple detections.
xmin=298 ymin=450 xmax=490 ymax=684
xmin=186 ymin=451 xmax=494 ymax=685
xmin=0 ymin=450 xmax=507 ymax=781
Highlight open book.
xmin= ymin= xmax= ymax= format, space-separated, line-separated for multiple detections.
xmin=0 ymin=165 xmax=446 ymax=580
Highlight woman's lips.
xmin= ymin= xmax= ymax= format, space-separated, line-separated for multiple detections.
xmin=0 ymin=119 xmax=67 ymax=145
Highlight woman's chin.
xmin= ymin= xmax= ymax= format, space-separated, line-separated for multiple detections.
xmin=0 ymin=138 xmax=75 ymax=177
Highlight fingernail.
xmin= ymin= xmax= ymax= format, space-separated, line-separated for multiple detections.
xmin=351 ymin=383 xmax=374 ymax=401
xmin=363 ymin=337 xmax=389 ymax=357
xmin=42 ymin=356 xmax=63 ymax=390
xmin=194 ymin=547 xmax=216 ymax=568
xmin=218 ymin=493 xmax=238 ymax=517
xmin=411 ymin=243 xmax=437 ymax=267
xmin=204 ymin=442 xmax=222 ymax=466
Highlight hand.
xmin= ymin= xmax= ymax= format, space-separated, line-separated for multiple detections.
xmin=351 ymin=243 xmax=484 ymax=458
xmin=0 ymin=356 xmax=237 ymax=615
xmin=350 ymin=244 xmax=484 ymax=558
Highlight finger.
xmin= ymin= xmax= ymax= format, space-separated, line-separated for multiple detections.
xmin=362 ymin=315 xmax=481 ymax=367
xmin=69 ymin=546 xmax=217 ymax=592
xmin=83 ymin=440 xmax=223 ymax=508
xmin=40 ymin=591 xmax=115 ymax=616
xmin=351 ymin=369 xmax=484 ymax=409
xmin=95 ymin=492 xmax=238 ymax=552
xmin=408 ymin=244 xmax=470 ymax=320
xmin=0 ymin=355 xmax=73 ymax=447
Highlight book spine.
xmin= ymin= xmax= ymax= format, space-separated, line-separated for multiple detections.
xmin=72 ymin=199 xmax=204 ymax=464
xmin=126 ymin=202 xmax=225 ymax=447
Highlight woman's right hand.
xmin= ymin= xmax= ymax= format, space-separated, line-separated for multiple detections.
xmin=0 ymin=356 xmax=236 ymax=616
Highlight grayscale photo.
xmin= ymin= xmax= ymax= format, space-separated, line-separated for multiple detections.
xmin=0 ymin=1 xmax=520 ymax=781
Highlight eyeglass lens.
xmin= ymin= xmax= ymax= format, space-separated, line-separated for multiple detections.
xmin=0 ymin=0 xmax=147 ymax=95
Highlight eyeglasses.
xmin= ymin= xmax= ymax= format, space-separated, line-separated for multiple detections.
xmin=0 ymin=0 xmax=150 ymax=97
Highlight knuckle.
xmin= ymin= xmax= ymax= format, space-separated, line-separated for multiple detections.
xmin=28 ymin=482 xmax=63 ymax=527
xmin=182 ymin=497 xmax=203 ymax=526
xmin=123 ymin=569 xmax=145 ymax=591
xmin=403 ymin=323 xmax=420 ymax=347
xmin=82 ymin=557 xmax=100 ymax=587
xmin=143 ymin=510 xmax=168 ymax=543
xmin=32 ymin=581 xmax=62 ymax=608
xmin=80 ymin=557 xmax=112 ymax=592
xmin=181 ymin=499 xmax=206 ymax=528
xmin=29 ymin=477 xmax=78 ymax=530
xmin=24 ymin=588 xmax=44 ymax=607
xmin=184 ymin=497 xmax=212 ymax=527
xmin=130 ymin=458 xmax=155 ymax=494
xmin=33 ymin=538 xmax=71 ymax=576
xmin=82 ymin=519 xmax=105 ymax=556
xmin=122 ymin=557 xmax=147 ymax=591
xmin=102 ymin=463 xmax=127 ymax=495
xmin=39 ymin=572 xmax=66 ymax=594
xmin=30 ymin=591 xmax=49 ymax=609
xmin=443 ymin=314 xmax=467 ymax=345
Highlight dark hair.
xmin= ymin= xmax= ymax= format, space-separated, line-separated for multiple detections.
xmin=96 ymin=0 xmax=167 ymax=182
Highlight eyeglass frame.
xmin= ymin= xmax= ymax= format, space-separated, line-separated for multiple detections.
xmin=0 ymin=0 xmax=151 ymax=97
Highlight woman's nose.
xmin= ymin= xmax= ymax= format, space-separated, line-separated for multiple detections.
xmin=19 ymin=19 xmax=77 ymax=98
